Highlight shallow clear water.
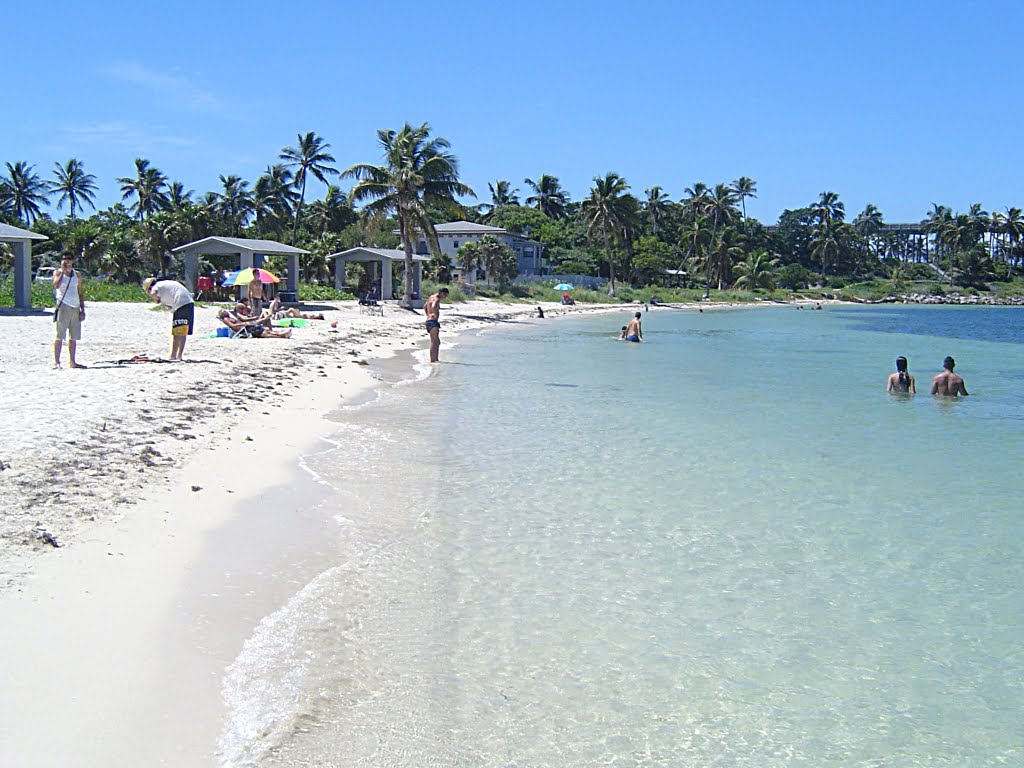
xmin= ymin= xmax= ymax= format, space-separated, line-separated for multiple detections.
xmin=219 ymin=305 xmax=1024 ymax=767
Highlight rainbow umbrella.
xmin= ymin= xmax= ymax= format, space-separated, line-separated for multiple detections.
xmin=234 ymin=267 xmax=280 ymax=285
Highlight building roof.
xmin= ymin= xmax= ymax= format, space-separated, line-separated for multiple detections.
xmin=433 ymin=221 xmax=508 ymax=235
xmin=0 ymin=223 xmax=48 ymax=241
xmin=328 ymin=247 xmax=430 ymax=262
xmin=171 ymin=236 xmax=308 ymax=255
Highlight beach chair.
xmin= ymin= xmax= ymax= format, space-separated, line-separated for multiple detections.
xmin=195 ymin=276 xmax=215 ymax=301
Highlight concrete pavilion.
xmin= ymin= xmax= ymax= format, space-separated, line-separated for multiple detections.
xmin=1 ymin=223 xmax=48 ymax=309
xmin=171 ymin=237 xmax=308 ymax=300
xmin=327 ymin=247 xmax=429 ymax=300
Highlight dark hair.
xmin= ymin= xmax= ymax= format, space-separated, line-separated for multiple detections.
xmin=896 ymin=356 xmax=909 ymax=389
xmin=438 ymin=287 xmax=450 ymax=295
xmin=943 ymin=356 xmax=955 ymax=370
xmin=60 ymin=251 xmax=75 ymax=261
xmin=635 ymin=312 xmax=642 ymax=319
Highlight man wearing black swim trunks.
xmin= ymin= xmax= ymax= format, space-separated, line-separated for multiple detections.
xmin=144 ymin=277 xmax=195 ymax=361
xmin=424 ymin=287 xmax=449 ymax=363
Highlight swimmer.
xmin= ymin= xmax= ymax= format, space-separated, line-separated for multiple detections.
xmin=886 ymin=356 xmax=916 ymax=394
xmin=624 ymin=312 xmax=643 ymax=343
xmin=618 ymin=325 xmax=627 ymax=340
xmin=930 ymin=356 xmax=968 ymax=397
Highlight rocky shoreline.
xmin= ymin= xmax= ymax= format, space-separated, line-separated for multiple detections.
xmin=857 ymin=292 xmax=1024 ymax=306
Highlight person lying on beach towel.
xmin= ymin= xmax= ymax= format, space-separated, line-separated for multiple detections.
xmin=266 ymin=297 xmax=325 ymax=321
xmin=217 ymin=310 xmax=292 ymax=338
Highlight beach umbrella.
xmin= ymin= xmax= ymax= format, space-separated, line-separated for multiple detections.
xmin=235 ymin=267 xmax=280 ymax=285
xmin=221 ymin=269 xmax=242 ymax=287
xmin=553 ymin=282 xmax=574 ymax=291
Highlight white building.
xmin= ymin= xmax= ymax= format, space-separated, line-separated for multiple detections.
xmin=412 ymin=221 xmax=547 ymax=280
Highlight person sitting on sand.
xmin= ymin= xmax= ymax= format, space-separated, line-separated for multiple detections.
xmin=536 ymin=306 xmax=545 ymax=319
xmin=561 ymin=292 xmax=575 ymax=306
xmin=886 ymin=356 xmax=916 ymax=394
xmin=624 ymin=312 xmax=643 ymax=343
xmin=217 ymin=309 xmax=292 ymax=338
xmin=931 ymin=356 xmax=968 ymax=397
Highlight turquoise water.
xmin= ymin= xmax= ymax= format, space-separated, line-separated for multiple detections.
xmin=219 ymin=305 xmax=1024 ymax=767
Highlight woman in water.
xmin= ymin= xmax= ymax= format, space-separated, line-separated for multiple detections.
xmin=886 ymin=356 xmax=916 ymax=393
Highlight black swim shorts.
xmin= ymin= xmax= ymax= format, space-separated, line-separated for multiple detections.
xmin=425 ymin=319 xmax=441 ymax=332
xmin=172 ymin=302 xmax=195 ymax=337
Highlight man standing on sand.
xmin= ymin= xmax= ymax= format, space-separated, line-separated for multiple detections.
xmin=52 ymin=252 xmax=86 ymax=368
xmin=143 ymin=277 xmax=195 ymax=361
xmin=624 ymin=311 xmax=643 ymax=343
xmin=424 ymin=287 xmax=449 ymax=363
xmin=931 ymin=356 xmax=969 ymax=397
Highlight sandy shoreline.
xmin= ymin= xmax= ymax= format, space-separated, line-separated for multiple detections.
xmin=0 ymin=296 xmax=646 ymax=766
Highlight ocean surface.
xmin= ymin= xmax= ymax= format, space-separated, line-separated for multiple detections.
xmin=218 ymin=304 xmax=1024 ymax=767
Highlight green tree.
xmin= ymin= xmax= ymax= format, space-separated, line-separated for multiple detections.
xmin=214 ymin=174 xmax=253 ymax=236
xmin=732 ymin=249 xmax=779 ymax=291
xmin=252 ymin=164 xmax=296 ymax=237
xmin=643 ymin=185 xmax=670 ymax=237
xmin=344 ymin=122 xmax=475 ymax=306
xmin=478 ymin=180 xmax=520 ymax=219
xmin=730 ymin=176 xmax=757 ymax=220
xmin=49 ymin=159 xmax=98 ymax=220
xmin=579 ymin=172 xmax=631 ymax=296
xmin=524 ymin=174 xmax=568 ymax=220
xmin=701 ymin=184 xmax=739 ymax=294
xmin=1 ymin=161 xmax=49 ymax=224
xmin=280 ymin=131 xmax=338 ymax=243
xmin=117 ymin=158 xmax=169 ymax=220
xmin=631 ymin=235 xmax=675 ymax=284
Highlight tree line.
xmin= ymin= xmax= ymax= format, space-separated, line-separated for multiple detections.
xmin=3 ymin=125 xmax=1023 ymax=297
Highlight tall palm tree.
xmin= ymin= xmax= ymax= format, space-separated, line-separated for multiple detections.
xmin=643 ymin=185 xmax=670 ymax=237
xmin=701 ymin=183 xmax=739 ymax=294
xmin=675 ymin=213 xmax=712 ymax=283
xmin=730 ymin=176 xmax=757 ymax=220
xmin=0 ymin=162 xmax=49 ymax=225
xmin=477 ymin=180 xmax=520 ymax=220
xmin=116 ymin=158 xmax=169 ymax=220
xmin=344 ymin=122 xmax=475 ymax=306
xmin=279 ymin=131 xmax=338 ymax=242
xmin=998 ymin=207 xmax=1024 ymax=275
xmin=252 ymin=164 xmax=297 ymax=237
xmin=49 ymin=159 xmax=97 ymax=220
xmin=523 ymin=174 xmax=568 ymax=219
xmin=307 ymin=184 xmax=352 ymax=236
xmin=681 ymin=182 xmax=710 ymax=218
xmin=215 ymin=174 xmax=254 ymax=236
xmin=923 ymin=203 xmax=952 ymax=262
xmin=853 ymin=203 xmax=885 ymax=265
xmin=578 ymin=172 xmax=631 ymax=296
xmin=812 ymin=190 xmax=845 ymax=228
xmin=166 ymin=181 xmax=194 ymax=211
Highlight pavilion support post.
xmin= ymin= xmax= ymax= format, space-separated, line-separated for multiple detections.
xmin=240 ymin=250 xmax=254 ymax=300
xmin=287 ymin=254 xmax=298 ymax=293
xmin=12 ymin=241 xmax=31 ymax=309
xmin=381 ymin=258 xmax=393 ymax=300
xmin=184 ymin=253 xmax=199 ymax=294
xmin=333 ymin=257 xmax=344 ymax=291
xmin=413 ymin=261 xmax=422 ymax=298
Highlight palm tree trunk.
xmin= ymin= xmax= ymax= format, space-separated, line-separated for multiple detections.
xmin=291 ymin=177 xmax=307 ymax=244
xmin=603 ymin=224 xmax=616 ymax=296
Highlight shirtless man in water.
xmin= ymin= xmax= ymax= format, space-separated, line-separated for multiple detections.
xmin=930 ymin=356 xmax=969 ymax=397
xmin=624 ymin=312 xmax=643 ymax=343
xmin=424 ymin=287 xmax=449 ymax=363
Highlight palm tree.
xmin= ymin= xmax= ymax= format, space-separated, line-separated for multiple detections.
xmin=0 ymin=162 xmax=49 ymax=225
xmin=214 ymin=174 xmax=253 ymax=236
xmin=923 ymin=203 xmax=952 ymax=263
xmin=732 ymin=249 xmax=779 ymax=291
xmin=853 ymin=203 xmax=885 ymax=266
xmin=252 ymin=165 xmax=297 ymax=237
xmin=117 ymin=158 xmax=169 ymax=220
xmin=675 ymin=213 xmax=712 ymax=283
xmin=344 ymin=122 xmax=475 ymax=306
xmin=166 ymin=181 xmax=194 ymax=211
xmin=998 ymin=207 xmax=1024 ymax=275
xmin=812 ymin=190 xmax=845 ymax=228
xmin=279 ymin=131 xmax=338 ymax=242
xmin=730 ymin=176 xmax=757 ymax=220
xmin=578 ymin=172 xmax=631 ymax=296
xmin=49 ymin=159 xmax=98 ymax=220
xmin=701 ymin=183 xmax=739 ymax=294
xmin=643 ymin=185 xmax=670 ymax=237
xmin=307 ymin=185 xmax=352 ymax=236
xmin=477 ymin=180 xmax=520 ymax=220
xmin=681 ymin=182 xmax=710 ymax=218
xmin=523 ymin=174 xmax=568 ymax=219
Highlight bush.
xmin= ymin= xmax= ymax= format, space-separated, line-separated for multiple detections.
xmin=297 ymin=284 xmax=353 ymax=301
xmin=776 ymin=263 xmax=814 ymax=290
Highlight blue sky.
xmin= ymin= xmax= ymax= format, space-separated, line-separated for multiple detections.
xmin=6 ymin=0 xmax=1022 ymax=224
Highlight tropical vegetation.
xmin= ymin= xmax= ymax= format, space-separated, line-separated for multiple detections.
xmin=4 ymin=130 xmax=1024 ymax=305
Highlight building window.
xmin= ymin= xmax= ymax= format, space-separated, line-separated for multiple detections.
xmin=454 ymin=241 xmax=459 ymax=248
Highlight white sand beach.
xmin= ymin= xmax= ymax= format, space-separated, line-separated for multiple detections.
xmin=0 ymin=297 xmax=630 ymax=767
